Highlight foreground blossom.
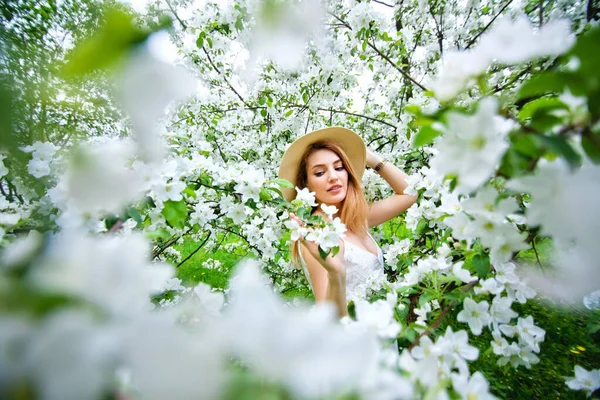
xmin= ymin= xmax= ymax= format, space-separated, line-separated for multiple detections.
xmin=565 ymin=366 xmax=600 ymax=397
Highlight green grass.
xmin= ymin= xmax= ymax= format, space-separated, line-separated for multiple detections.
xmin=174 ymin=235 xmax=248 ymax=289
xmin=468 ymin=299 xmax=600 ymax=399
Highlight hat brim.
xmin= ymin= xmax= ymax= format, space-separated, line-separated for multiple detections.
xmin=278 ymin=126 xmax=366 ymax=202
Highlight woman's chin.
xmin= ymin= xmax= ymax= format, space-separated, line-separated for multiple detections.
xmin=322 ymin=191 xmax=346 ymax=205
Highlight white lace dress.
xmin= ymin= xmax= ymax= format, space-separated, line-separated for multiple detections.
xmin=298 ymin=234 xmax=385 ymax=302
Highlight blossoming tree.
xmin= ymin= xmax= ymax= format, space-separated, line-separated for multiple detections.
xmin=1 ymin=0 xmax=599 ymax=398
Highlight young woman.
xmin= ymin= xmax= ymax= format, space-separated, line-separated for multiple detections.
xmin=278 ymin=127 xmax=417 ymax=317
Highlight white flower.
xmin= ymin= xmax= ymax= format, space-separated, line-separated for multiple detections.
xmin=489 ymin=296 xmax=518 ymax=329
xmin=192 ymin=283 xmax=225 ymax=317
xmin=430 ymin=97 xmax=512 ymax=193
xmin=116 ymin=48 xmax=197 ymax=163
xmin=52 ymin=139 xmax=144 ymax=215
xmin=475 ymin=278 xmax=505 ymax=296
xmin=295 ymin=187 xmax=317 ymax=207
xmin=223 ymin=261 xmax=380 ymax=398
xmin=354 ymin=299 xmax=401 ymax=340
xmin=27 ymin=158 xmax=52 ymax=178
xmin=565 ymin=366 xmax=600 ymax=397
xmin=29 ymin=232 xmax=174 ymax=317
xmin=431 ymin=50 xmax=489 ymax=101
xmin=320 ymin=203 xmax=338 ymax=217
xmin=457 ymin=297 xmax=490 ymax=335
xmin=452 ymin=262 xmax=476 ymax=284
xmin=1 ymin=230 xmax=43 ymax=268
xmin=478 ymin=16 xmax=574 ymax=65
xmin=515 ymin=316 xmax=545 ymax=353
xmin=284 ymin=218 xmax=306 ymax=241
xmin=452 ymin=372 xmax=496 ymax=400
xmin=25 ymin=310 xmax=120 ymax=400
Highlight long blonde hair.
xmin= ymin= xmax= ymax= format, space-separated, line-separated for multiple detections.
xmin=291 ymin=140 xmax=369 ymax=265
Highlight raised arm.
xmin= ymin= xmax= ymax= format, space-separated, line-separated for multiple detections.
xmin=366 ymin=149 xmax=417 ymax=228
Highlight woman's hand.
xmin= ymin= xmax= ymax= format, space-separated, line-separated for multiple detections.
xmin=289 ymin=213 xmax=345 ymax=277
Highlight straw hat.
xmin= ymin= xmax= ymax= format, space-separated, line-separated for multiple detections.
xmin=278 ymin=126 xmax=366 ymax=202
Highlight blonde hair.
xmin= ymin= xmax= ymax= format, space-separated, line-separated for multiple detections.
xmin=291 ymin=140 xmax=369 ymax=265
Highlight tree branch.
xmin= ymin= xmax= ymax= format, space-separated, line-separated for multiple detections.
xmin=409 ymin=279 xmax=479 ymax=349
xmin=212 ymin=224 xmax=263 ymax=255
xmin=164 ymin=0 xmax=188 ymax=30
xmin=176 ymin=231 xmax=212 ymax=268
xmin=371 ymin=0 xmax=395 ymax=6
xmin=201 ymin=45 xmax=247 ymax=106
xmin=465 ymin=0 xmax=514 ymax=50
xmin=328 ymin=11 xmax=428 ymax=92
xmin=367 ymin=41 xmax=428 ymax=92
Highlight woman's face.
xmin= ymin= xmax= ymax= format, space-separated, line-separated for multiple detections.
xmin=305 ymin=149 xmax=348 ymax=207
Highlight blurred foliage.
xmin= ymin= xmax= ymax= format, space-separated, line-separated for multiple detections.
xmin=0 ymin=0 xmax=127 ymax=148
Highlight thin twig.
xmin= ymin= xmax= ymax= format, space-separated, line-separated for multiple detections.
xmin=372 ymin=0 xmax=395 ymax=6
xmin=107 ymin=219 xmax=124 ymax=234
xmin=165 ymin=0 xmax=188 ymax=30
xmin=367 ymin=42 xmax=428 ymax=91
xmin=539 ymin=0 xmax=543 ymax=27
xmin=465 ymin=0 xmax=514 ymax=49
xmin=328 ymin=11 xmax=428 ymax=92
xmin=409 ymin=279 xmax=479 ymax=349
xmin=531 ymin=236 xmax=545 ymax=272
xmin=201 ymin=45 xmax=247 ymax=106
xmin=176 ymin=231 xmax=212 ymax=268
xmin=153 ymin=227 xmax=193 ymax=259
xmin=212 ymin=224 xmax=263 ymax=255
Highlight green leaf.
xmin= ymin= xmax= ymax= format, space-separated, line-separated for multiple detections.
xmin=498 ymin=147 xmax=532 ymax=178
xmin=265 ymin=186 xmax=284 ymax=198
xmin=259 ymin=188 xmax=272 ymax=201
xmin=331 ymin=246 xmax=340 ymax=258
xmin=161 ymin=200 xmax=188 ymax=229
xmin=581 ymin=133 xmax=600 ymax=163
xmin=296 ymin=207 xmax=310 ymax=220
xmin=126 ymin=207 xmax=143 ymax=225
xmin=285 ymin=109 xmax=294 ymax=117
xmin=145 ymin=228 xmax=171 ymax=240
xmin=473 ymin=253 xmax=490 ymax=279
xmin=318 ymin=245 xmax=328 ymax=260
xmin=517 ymin=71 xmax=587 ymax=99
xmin=63 ymin=9 xmax=152 ymax=76
xmin=537 ymin=135 xmax=582 ymax=168
xmin=308 ymin=215 xmax=323 ymax=224
xmin=196 ymin=31 xmax=206 ymax=48
xmin=512 ymin=134 xmax=542 ymax=157
xmin=413 ymin=125 xmax=442 ymax=148
xmin=415 ymin=218 xmax=429 ymax=235
xmin=518 ymin=97 xmax=567 ymax=121
xmin=183 ymin=187 xmax=197 ymax=199
xmin=570 ymin=24 xmax=600 ymax=82
xmin=273 ymin=178 xmax=294 ymax=188
xmin=105 ymin=215 xmax=120 ymax=231
xmin=404 ymin=328 xmax=417 ymax=342
xmin=235 ymin=15 xmax=244 ymax=31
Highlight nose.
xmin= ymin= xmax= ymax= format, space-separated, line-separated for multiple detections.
xmin=327 ymin=167 xmax=340 ymax=182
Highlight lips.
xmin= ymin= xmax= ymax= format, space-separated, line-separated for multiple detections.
xmin=327 ymin=185 xmax=342 ymax=192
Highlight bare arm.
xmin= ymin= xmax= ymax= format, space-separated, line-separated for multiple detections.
xmin=299 ymin=243 xmax=347 ymax=318
xmin=366 ymin=150 xmax=417 ymax=227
